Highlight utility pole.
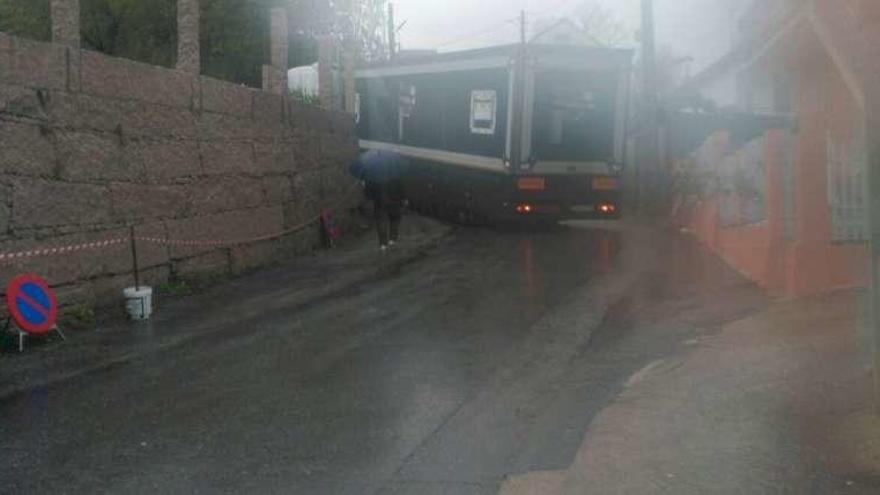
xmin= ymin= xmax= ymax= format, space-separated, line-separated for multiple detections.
xmin=510 ymin=10 xmax=527 ymax=173
xmin=639 ymin=0 xmax=659 ymax=214
xmin=868 ymin=85 xmax=880 ymax=412
xmin=388 ymin=3 xmax=397 ymax=60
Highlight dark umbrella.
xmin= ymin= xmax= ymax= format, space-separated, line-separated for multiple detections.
xmin=351 ymin=149 xmax=402 ymax=184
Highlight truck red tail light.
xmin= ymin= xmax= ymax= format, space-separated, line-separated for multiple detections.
xmin=598 ymin=202 xmax=617 ymax=214
xmin=516 ymin=204 xmax=533 ymax=214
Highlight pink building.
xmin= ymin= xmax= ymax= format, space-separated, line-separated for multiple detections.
xmin=672 ymin=0 xmax=875 ymax=297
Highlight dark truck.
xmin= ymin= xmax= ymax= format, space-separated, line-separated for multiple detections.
xmin=355 ymin=43 xmax=632 ymax=222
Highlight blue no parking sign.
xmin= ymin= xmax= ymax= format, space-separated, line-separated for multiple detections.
xmin=5 ymin=273 xmax=58 ymax=335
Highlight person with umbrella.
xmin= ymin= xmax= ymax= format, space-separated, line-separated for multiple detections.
xmin=351 ymin=150 xmax=407 ymax=251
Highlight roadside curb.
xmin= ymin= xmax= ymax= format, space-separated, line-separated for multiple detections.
xmin=0 ymin=221 xmax=454 ymax=402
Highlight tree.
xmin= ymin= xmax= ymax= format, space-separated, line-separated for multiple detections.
xmin=530 ymin=1 xmax=631 ymax=47
xmin=288 ymin=0 xmax=388 ymax=62
xmin=199 ymin=0 xmax=273 ymax=86
xmin=0 ymin=0 xmax=387 ymax=86
xmin=573 ymin=0 xmax=631 ymax=46
xmin=0 ymin=0 xmax=178 ymax=68
xmin=347 ymin=0 xmax=389 ymax=61
xmin=81 ymin=0 xmax=177 ymax=67
xmin=81 ymin=0 xmax=281 ymax=87
xmin=200 ymin=0 xmax=390 ymax=86
xmin=0 ymin=0 xmax=51 ymax=41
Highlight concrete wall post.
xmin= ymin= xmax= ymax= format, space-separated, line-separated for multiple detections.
xmin=176 ymin=0 xmax=200 ymax=74
xmin=318 ymin=37 xmax=338 ymax=110
xmin=51 ymin=0 xmax=80 ymax=48
xmin=342 ymin=42 xmax=357 ymax=115
xmin=263 ymin=7 xmax=288 ymax=95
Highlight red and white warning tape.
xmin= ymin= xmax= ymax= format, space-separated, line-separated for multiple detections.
xmin=133 ymin=218 xmax=327 ymax=248
xmin=0 ymin=185 xmax=360 ymax=265
xmin=0 ymin=238 xmax=127 ymax=264
xmin=133 ymin=236 xmax=227 ymax=247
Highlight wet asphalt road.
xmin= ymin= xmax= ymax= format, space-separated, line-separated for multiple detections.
xmin=0 ymin=222 xmax=763 ymax=494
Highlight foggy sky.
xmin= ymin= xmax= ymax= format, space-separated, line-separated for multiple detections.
xmin=395 ymin=0 xmax=750 ymax=74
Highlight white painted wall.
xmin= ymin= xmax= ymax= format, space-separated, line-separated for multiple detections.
xmin=287 ymin=64 xmax=319 ymax=96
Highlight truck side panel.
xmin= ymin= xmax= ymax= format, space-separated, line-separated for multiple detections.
xmin=357 ymin=68 xmax=511 ymax=160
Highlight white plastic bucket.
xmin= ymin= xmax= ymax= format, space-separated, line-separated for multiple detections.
xmin=124 ymin=286 xmax=153 ymax=320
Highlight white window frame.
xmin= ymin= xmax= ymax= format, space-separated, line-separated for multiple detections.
xmin=470 ymin=90 xmax=497 ymax=135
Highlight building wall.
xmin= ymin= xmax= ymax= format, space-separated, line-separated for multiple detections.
xmin=0 ymin=31 xmax=359 ymax=310
xmin=783 ymin=40 xmax=869 ymax=295
xmin=681 ymin=37 xmax=870 ymax=298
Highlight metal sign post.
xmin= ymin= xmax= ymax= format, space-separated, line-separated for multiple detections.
xmin=510 ymin=10 xmax=528 ymax=174
xmin=639 ymin=0 xmax=660 ymax=216
xmin=2 ymin=317 xmax=28 ymax=353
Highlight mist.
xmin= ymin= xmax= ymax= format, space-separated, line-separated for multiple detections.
xmin=396 ymin=0 xmax=752 ymax=73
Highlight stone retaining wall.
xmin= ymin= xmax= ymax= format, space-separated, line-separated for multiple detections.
xmin=0 ymin=30 xmax=359 ymax=312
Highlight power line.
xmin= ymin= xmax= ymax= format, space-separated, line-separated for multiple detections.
xmin=431 ymin=0 xmax=578 ymax=49
xmin=434 ymin=16 xmax=521 ymax=48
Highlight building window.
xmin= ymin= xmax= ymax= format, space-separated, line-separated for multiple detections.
xmin=827 ymin=131 xmax=868 ymax=242
xmin=470 ymin=90 xmax=497 ymax=135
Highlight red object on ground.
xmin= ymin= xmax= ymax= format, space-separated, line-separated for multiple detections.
xmin=5 ymin=273 xmax=58 ymax=335
xmin=321 ymin=210 xmax=342 ymax=241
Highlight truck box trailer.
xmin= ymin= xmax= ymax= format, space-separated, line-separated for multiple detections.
xmin=355 ymin=43 xmax=633 ymax=222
